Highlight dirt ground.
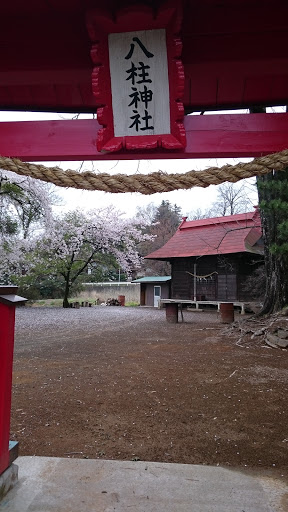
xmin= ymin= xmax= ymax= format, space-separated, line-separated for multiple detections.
xmin=10 ymin=306 xmax=288 ymax=479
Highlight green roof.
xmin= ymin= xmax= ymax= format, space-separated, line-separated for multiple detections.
xmin=132 ymin=276 xmax=171 ymax=283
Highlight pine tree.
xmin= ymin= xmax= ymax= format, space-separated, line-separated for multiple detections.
xmin=257 ymin=169 xmax=288 ymax=313
xmin=249 ymin=106 xmax=288 ymax=314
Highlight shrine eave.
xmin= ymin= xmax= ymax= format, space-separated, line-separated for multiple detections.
xmin=0 ymin=0 xmax=287 ymax=113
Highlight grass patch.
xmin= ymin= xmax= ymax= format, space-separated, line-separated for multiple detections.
xmin=31 ymin=298 xmax=92 ymax=307
xmin=29 ymin=298 xmax=139 ymax=308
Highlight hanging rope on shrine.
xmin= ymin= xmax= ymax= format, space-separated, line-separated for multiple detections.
xmin=0 ymin=149 xmax=288 ymax=195
xmin=186 ymin=271 xmax=218 ymax=279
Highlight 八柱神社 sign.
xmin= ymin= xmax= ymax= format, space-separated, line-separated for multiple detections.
xmin=109 ymin=30 xmax=170 ymax=137
xmin=86 ymin=3 xmax=186 ymax=153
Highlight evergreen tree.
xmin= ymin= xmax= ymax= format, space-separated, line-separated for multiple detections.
xmin=137 ymin=200 xmax=182 ymax=276
xmin=257 ymin=169 xmax=288 ymax=313
xmin=246 ymin=106 xmax=288 ymax=314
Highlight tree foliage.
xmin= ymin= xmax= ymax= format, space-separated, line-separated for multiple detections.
xmin=0 ymin=178 xmax=23 ymax=236
xmin=42 ymin=208 xmax=148 ymax=307
xmin=257 ymin=169 xmax=288 ymax=313
xmin=1 ymin=206 xmax=151 ymax=307
xmin=0 ymin=173 xmax=57 ymax=295
xmin=86 ymin=253 xmax=124 ymax=283
xmin=0 ymin=171 xmax=54 ymax=238
xmin=137 ymin=200 xmax=182 ymax=276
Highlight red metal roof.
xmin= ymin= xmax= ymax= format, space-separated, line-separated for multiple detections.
xmin=145 ymin=209 xmax=263 ymax=260
xmin=0 ymin=1 xmax=287 ymax=112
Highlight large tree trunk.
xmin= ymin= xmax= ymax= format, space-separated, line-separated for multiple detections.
xmin=257 ymin=171 xmax=288 ymax=314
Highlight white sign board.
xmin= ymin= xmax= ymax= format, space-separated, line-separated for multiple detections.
xmin=108 ymin=29 xmax=171 ymax=137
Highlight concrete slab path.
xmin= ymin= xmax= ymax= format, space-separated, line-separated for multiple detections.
xmin=0 ymin=456 xmax=287 ymax=512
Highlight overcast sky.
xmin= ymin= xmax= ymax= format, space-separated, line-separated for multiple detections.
xmin=0 ymin=110 xmax=260 ymax=218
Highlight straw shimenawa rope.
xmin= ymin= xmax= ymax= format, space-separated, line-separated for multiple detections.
xmin=1 ymin=149 xmax=288 ymax=195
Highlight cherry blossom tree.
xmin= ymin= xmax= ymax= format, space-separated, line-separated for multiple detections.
xmin=0 ymin=174 xmax=151 ymax=303
xmin=25 ymin=207 xmax=152 ymax=307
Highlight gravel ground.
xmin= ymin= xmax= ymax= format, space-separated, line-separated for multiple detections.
xmin=10 ymin=305 xmax=288 ymax=480
xmin=14 ymin=305 xmax=219 ymax=338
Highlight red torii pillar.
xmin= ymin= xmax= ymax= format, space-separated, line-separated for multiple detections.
xmin=0 ymin=286 xmax=26 ymax=488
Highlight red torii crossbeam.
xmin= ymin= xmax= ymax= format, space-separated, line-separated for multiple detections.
xmin=0 ymin=113 xmax=287 ymax=162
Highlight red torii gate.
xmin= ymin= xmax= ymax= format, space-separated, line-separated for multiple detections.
xmin=1 ymin=0 xmax=288 ymax=487
xmin=0 ymin=0 xmax=288 ymax=162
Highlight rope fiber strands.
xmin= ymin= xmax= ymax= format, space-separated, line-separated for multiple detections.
xmin=1 ymin=149 xmax=288 ymax=195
